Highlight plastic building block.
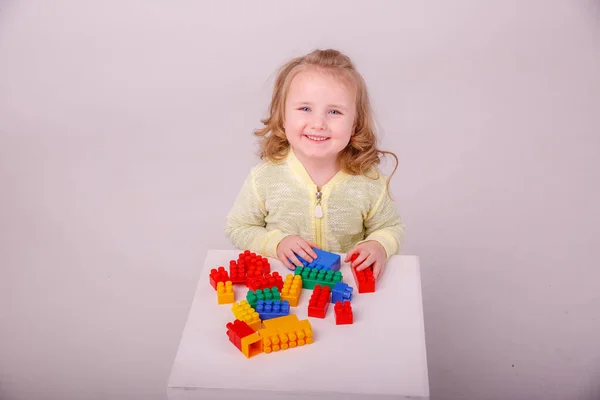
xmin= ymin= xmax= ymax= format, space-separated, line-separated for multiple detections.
xmin=247 ymin=260 xmax=270 ymax=277
xmin=229 ymin=260 xmax=246 ymax=284
xmin=331 ymin=281 xmax=353 ymax=304
xmin=281 ymin=274 xmax=302 ymax=307
xmin=238 ymin=250 xmax=270 ymax=275
xmin=308 ymin=284 xmax=331 ymax=318
xmin=246 ymin=272 xmax=284 ymax=292
xmin=255 ymin=299 xmax=290 ymax=320
xmin=294 ymin=266 xmax=342 ymax=290
xmin=294 ymin=248 xmax=341 ymax=272
xmin=334 ymin=301 xmax=353 ymax=325
xmin=246 ymin=287 xmax=281 ymax=309
xmin=350 ymin=253 xmax=375 ymax=293
xmin=258 ymin=314 xmax=313 ymax=353
xmin=209 ymin=266 xmax=230 ymax=290
xmin=226 ymin=319 xmax=253 ymax=350
xmin=217 ymin=281 xmax=235 ymax=304
xmin=229 ymin=250 xmax=271 ymax=285
xmin=226 ymin=319 xmax=262 ymax=358
xmin=231 ymin=300 xmax=261 ymax=331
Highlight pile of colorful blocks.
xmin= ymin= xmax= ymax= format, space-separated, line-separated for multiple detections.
xmin=209 ymin=248 xmax=376 ymax=358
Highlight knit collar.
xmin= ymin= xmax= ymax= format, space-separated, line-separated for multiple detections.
xmin=285 ymin=147 xmax=350 ymax=195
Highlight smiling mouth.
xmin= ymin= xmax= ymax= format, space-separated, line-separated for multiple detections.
xmin=304 ymin=135 xmax=329 ymax=142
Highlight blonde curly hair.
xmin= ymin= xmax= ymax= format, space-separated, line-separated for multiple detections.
xmin=254 ymin=48 xmax=398 ymax=192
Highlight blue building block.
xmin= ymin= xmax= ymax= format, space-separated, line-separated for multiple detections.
xmin=331 ymin=281 xmax=353 ymax=304
xmin=255 ymin=299 xmax=290 ymax=320
xmin=293 ymin=248 xmax=341 ymax=272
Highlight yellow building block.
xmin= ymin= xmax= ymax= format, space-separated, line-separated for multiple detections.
xmin=240 ymin=331 xmax=263 ymax=358
xmin=231 ymin=300 xmax=261 ymax=331
xmin=259 ymin=314 xmax=313 ymax=353
xmin=217 ymin=281 xmax=234 ymax=304
xmin=281 ymin=274 xmax=302 ymax=307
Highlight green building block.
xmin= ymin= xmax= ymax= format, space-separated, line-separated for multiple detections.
xmin=246 ymin=287 xmax=281 ymax=308
xmin=294 ymin=266 xmax=343 ymax=290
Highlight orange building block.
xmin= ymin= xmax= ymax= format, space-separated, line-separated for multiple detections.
xmin=217 ymin=281 xmax=235 ymax=304
xmin=281 ymin=274 xmax=302 ymax=307
xmin=226 ymin=319 xmax=263 ymax=358
xmin=231 ymin=300 xmax=261 ymax=331
xmin=258 ymin=314 xmax=313 ymax=353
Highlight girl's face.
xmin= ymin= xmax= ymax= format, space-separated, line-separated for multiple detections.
xmin=284 ymin=68 xmax=356 ymax=167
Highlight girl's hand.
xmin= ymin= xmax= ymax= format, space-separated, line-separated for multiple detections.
xmin=344 ymin=241 xmax=387 ymax=280
xmin=276 ymin=235 xmax=319 ymax=270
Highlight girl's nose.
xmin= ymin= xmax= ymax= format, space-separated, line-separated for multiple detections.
xmin=311 ymin=115 xmax=326 ymax=130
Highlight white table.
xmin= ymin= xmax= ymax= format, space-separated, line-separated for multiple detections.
xmin=167 ymin=249 xmax=429 ymax=400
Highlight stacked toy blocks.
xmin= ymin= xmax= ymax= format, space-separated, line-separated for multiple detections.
xmin=334 ymin=301 xmax=353 ymax=325
xmin=307 ymin=284 xmax=331 ymax=318
xmin=220 ymin=247 xmax=377 ymax=358
xmin=246 ymin=287 xmax=281 ymax=308
xmin=246 ymin=272 xmax=284 ymax=292
xmin=255 ymin=299 xmax=290 ymax=320
xmin=294 ymin=266 xmax=342 ymax=290
xmin=281 ymin=274 xmax=302 ymax=306
xmin=226 ymin=314 xmax=314 ymax=357
xmin=231 ymin=300 xmax=261 ymax=331
xmin=294 ymin=248 xmax=341 ymax=272
xmin=228 ymin=250 xmax=271 ymax=284
xmin=209 ymin=266 xmax=230 ymax=290
xmin=331 ymin=281 xmax=353 ymax=304
xmin=259 ymin=314 xmax=313 ymax=353
xmin=229 ymin=260 xmax=246 ymax=284
xmin=217 ymin=281 xmax=235 ymax=304
xmin=350 ymin=254 xmax=376 ymax=293
xmin=226 ymin=319 xmax=262 ymax=358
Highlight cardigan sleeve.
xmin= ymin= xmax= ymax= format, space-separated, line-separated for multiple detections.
xmin=224 ymin=167 xmax=289 ymax=258
xmin=356 ymin=177 xmax=405 ymax=259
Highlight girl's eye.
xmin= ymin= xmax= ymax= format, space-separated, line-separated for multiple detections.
xmin=330 ymin=110 xmax=342 ymax=115
xmin=299 ymin=107 xmax=310 ymax=111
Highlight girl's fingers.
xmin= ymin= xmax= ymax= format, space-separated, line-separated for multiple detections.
xmin=286 ymin=251 xmax=303 ymax=268
xmin=353 ymin=251 xmax=369 ymax=269
xmin=301 ymin=241 xmax=318 ymax=259
xmin=372 ymin=261 xmax=383 ymax=280
xmin=344 ymin=248 xmax=358 ymax=263
xmin=357 ymin=253 xmax=375 ymax=271
xmin=305 ymin=240 xmax=320 ymax=250
xmin=281 ymin=255 xmax=295 ymax=270
xmin=294 ymin=244 xmax=313 ymax=264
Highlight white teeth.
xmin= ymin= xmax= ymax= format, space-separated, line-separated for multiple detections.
xmin=306 ymin=135 xmax=327 ymax=141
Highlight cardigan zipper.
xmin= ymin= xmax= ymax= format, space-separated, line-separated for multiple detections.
xmin=315 ymin=189 xmax=323 ymax=247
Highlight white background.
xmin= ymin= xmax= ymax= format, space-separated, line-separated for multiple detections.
xmin=1 ymin=1 xmax=599 ymax=399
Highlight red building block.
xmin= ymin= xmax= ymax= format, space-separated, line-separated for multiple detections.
xmin=226 ymin=319 xmax=255 ymax=351
xmin=245 ymin=267 xmax=264 ymax=282
xmin=209 ymin=266 xmax=230 ymax=290
xmin=246 ymin=259 xmax=270 ymax=276
xmin=334 ymin=301 xmax=353 ymax=325
xmin=237 ymin=250 xmax=270 ymax=274
xmin=350 ymin=254 xmax=376 ymax=293
xmin=225 ymin=319 xmax=263 ymax=358
xmin=229 ymin=260 xmax=246 ymax=284
xmin=308 ymin=285 xmax=331 ymax=318
xmin=247 ymin=272 xmax=284 ymax=292
xmin=228 ymin=250 xmax=271 ymax=284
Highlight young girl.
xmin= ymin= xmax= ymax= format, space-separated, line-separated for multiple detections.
xmin=225 ymin=48 xmax=404 ymax=280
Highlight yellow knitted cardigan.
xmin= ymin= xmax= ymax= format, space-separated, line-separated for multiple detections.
xmin=225 ymin=148 xmax=404 ymax=260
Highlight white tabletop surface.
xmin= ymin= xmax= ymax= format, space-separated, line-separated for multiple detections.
xmin=167 ymin=249 xmax=429 ymax=400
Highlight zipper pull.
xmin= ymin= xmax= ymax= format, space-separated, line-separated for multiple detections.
xmin=315 ymin=190 xmax=323 ymax=218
